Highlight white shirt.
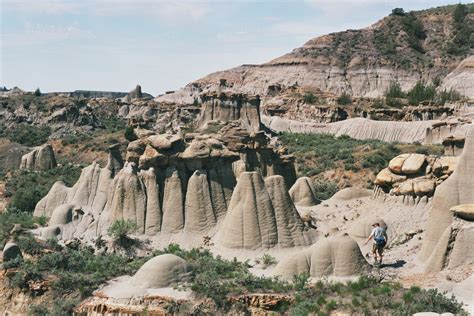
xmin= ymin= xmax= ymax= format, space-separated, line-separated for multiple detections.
xmin=370 ymin=227 xmax=385 ymax=241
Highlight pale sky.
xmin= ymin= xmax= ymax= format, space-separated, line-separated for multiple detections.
xmin=0 ymin=0 xmax=463 ymax=95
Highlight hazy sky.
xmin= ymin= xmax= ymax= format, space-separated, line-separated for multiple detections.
xmin=0 ymin=0 xmax=462 ymax=95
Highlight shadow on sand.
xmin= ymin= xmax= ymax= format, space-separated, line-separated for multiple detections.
xmin=380 ymin=260 xmax=406 ymax=268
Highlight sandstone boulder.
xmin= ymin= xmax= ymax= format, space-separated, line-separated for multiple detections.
xmin=401 ymin=154 xmax=426 ymax=174
xmin=388 ymin=153 xmax=410 ymax=174
xmin=450 ymin=204 xmax=474 ymax=221
xmin=108 ymin=163 xmax=147 ymax=234
xmin=2 ymin=243 xmax=22 ymax=262
xmin=106 ymin=143 xmax=123 ymax=177
xmin=265 ymin=175 xmax=307 ymax=247
xmin=374 ymin=168 xmax=406 ymax=186
xmin=413 ymin=179 xmax=436 ymax=196
xmin=20 ymin=144 xmax=57 ymax=171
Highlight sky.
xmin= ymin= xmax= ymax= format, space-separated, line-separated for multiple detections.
xmin=0 ymin=0 xmax=464 ymax=95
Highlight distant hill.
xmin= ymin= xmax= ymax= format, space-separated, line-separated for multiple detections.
xmin=158 ymin=3 xmax=474 ymax=104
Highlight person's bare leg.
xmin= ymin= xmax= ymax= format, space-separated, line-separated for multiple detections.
xmin=372 ymin=246 xmax=378 ymax=263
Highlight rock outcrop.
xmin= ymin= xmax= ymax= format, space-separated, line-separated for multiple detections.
xmin=2 ymin=242 xmax=22 ymax=262
xmin=20 ymin=144 xmax=57 ymax=171
xmin=289 ymin=177 xmax=319 ymax=206
xmin=157 ymin=7 xmax=473 ymax=105
xmin=0 ymin=141 xmax=30 ymax=173
xmin=129 ymin=254 xmax=192 ymax=288
xmin=197 ymin=93 xmax=261 ymax=132
xmin=419 ymin=127 xmax=474 ymax=272
xmin=217 ymin=172 xmax=311 ymax=249
xmin=374 ymin=153 xmax=458 ymax=199
xmin=33 ymin=125 xmax=297 ymax=240
xmin=441 ymin=56 xmax=474 ymax=99
xmin=274 ymin=234 xmax=369 ymax=279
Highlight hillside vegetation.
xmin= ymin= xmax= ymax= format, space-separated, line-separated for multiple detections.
xmin=280 ymin=133 xmax=443 ymax=197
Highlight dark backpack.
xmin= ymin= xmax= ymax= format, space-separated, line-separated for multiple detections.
xmin=375 ymin=236 xmax=386 ymax=247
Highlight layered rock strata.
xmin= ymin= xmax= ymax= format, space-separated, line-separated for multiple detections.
xmin=197 ymin=93 xmax=261 ymax=132
xmin=419 ymin=127 xmax=474 ymax=272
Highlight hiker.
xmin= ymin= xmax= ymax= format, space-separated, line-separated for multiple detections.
xmin=364 ymin=222 xmax=387 ymax=265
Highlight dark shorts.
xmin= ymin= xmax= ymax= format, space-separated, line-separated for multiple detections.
xmin=372 ymin=243 xmax=384 ymax=255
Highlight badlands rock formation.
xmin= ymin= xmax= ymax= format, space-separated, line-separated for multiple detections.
xmin=274 ymin=233 xmax=369 ymax=279
xmin=129 ymin=254 xmax=192 ymax=289
xmin=374 ymin=153 xmax=458 ymax=199
xmin=0 ymin=141 xmax=30 ymax=172
xmin=197 ymin=93 xmax=261 ymax=132
xmin=419 ymin=127 xmax=474 ymax=272
xmin=289 ymin=177 xmax=319 ymax=207
xmin=157 ymin=7 xmax=473 ymax=105
xmin=20 ymin=144 xmax=57 ymax=171
xmin=33 ymin=126 xmax=297 ymax=240
xmin=217 ymin=172 xmax=311 ymax=249
xmin=263 ymin=116 xmax=471 ymax=144
xmin=441 ymin=56 xmax=474 ymax=98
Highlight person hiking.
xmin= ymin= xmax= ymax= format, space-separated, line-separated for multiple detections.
xmin=364 ymin=222 xmax=387 ymax=265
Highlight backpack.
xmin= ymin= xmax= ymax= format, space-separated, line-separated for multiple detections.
xmin=375 ymin=236 xmax=386 ymax=247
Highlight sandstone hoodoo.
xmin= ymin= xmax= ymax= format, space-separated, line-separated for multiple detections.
xmin=274 ymin=234 xmax=369 ymax=279
xmin=2 ymin=3 xmax=473 ymax=315
xmin=289 ymin=176 xmax=319 ymax=207
xmin=419 ymin=127 xmax=474 ymax=272
xmin=217 ymin=172 xmax=313 ymax=249
xmin=129 ymin=254 xmax=192 ymax=289
xmin=32 ymin=124 xmax=298 ymax=240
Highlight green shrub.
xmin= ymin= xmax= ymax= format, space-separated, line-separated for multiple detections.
xmin=313 ymin=180 xmax=338 ymax=200
xmin=34 ymin=88 xmax=41 ymax=97
xmin=390 ymin=8 xmax=405 ymax=16
xmin=0 ymin=124 xmax=51 ymax=147
xmin=384 ymin=81 xmax=404 ymax=98
xmin=108 ymin=219 xmax=137 ymax=240
xmin=5 ymin=164 xmax=82 ymax=213
xmin=337 ymin=92 xmax=352 ymax=105
xmin=446 ymin=4 xmax=471 ymax=55
xmin=124 ymin=125 xmax=138 ymax=141
xmin=153 ymin=244 xmax=291 ymax=309
xmin=303 ymin=92 xmax=318 ymax=104
xmin=15 ymin=234 xmax=43 ymax=255
xmin=292 ymin=272 xmax=310 ymax=291
xmin=402 ymin=12 xmax=426 ymax=52
xmin=407 ymin=81 xmax=436 ymax=105
xmin=258 ymin=253 xmax=277 ymax=267
xmin=435 ymin=88 xmax=462 ymax=105
xmin=100 ymin=116 xmax=127 ymax=133
xmin=0 ymin=211 xmax=43 ymax=247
